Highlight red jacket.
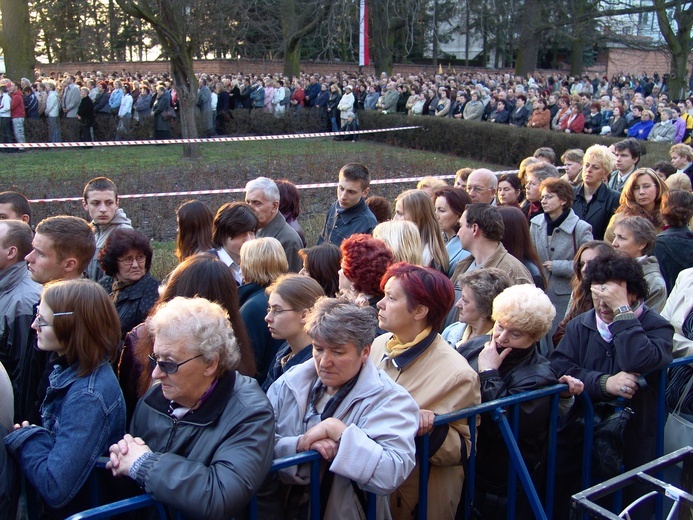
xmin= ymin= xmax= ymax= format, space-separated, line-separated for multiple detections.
xmin=561 ymin=112 xmax=585 ymax=133
xmin=10 ymin=90 xmax=25 ymax=118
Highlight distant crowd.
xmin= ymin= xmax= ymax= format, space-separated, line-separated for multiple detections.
xmin=0 ymin=68 xmax=691 ymax=145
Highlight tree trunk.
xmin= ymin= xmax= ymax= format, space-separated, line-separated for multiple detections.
xmin=432 ymin=0 xmax=438 ymax=67
xmin=170 ymin=53 xmax=199 ymax=159
xmin=0 ymin=0 xmax=34 ymax=81
xmin=283 ymin=40 xmax=301 ymax=78
xmin=515 ymin=0 xmax=541 ymax=75
xmin=654 ymin=0 xmax=692 ymax=101
xmin=569 ymin=39 xmax=585 ymax=77
xmin=370 ymin=2 xmax=403 ymax=76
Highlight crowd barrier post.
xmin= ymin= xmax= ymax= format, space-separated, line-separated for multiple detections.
xmin=67 ymin=356 xmax=693 ymax=520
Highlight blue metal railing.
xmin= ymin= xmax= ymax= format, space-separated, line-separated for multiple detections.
xmin=67 ymin=355 xmax=693 ymax=520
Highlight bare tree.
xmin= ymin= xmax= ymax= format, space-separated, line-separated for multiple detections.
xmin=654 ymin=0 xmax=692 ymax=99
xmin=0 ymin=0 xmax=34 ymax=81
xmin=116 ymin=0 xmax=202 ymax=158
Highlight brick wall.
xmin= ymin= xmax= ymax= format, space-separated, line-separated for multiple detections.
xmin=605 ymin=48 xmax=693 ymax=79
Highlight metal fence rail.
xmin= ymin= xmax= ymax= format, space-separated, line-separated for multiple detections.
xmin=67 ymin=355 xmax=693 ymax=520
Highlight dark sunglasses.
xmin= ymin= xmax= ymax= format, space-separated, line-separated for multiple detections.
xmin=148 ymin=353 xmax=203 ymax=374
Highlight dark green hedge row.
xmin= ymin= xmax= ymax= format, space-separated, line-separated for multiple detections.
xmin=357 ymin=111 xmax=673 ymax=169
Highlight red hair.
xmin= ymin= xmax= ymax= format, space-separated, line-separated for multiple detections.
xmin=380 ymin=262 xmax=455 ymax=331
xmin=340 ymin=234 xmax=394 ymax=298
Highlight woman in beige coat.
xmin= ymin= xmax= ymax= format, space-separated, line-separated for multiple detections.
xmin=371 ymin=262 xmax=481 ymax=520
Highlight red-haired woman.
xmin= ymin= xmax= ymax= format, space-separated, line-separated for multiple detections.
xmin=371 ymin=263 xmax=481 ymax=520
xmin=339 ymin=234 xmax=394 ymax=309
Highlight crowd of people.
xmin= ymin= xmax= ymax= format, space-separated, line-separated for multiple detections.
xmin=1 ymin=117 xmax=693 ymax=519
xmin=1 ymin=69 xmax=692 ymax=145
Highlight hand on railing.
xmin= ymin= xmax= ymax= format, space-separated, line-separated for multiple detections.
xmin=558 ymin=375 xmax=584 ymax=398
xmin=417 ymin=410 xmax=435 ymax=436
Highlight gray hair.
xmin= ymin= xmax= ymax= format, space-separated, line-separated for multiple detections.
xmin=615 ymin=216 xmax=657 ymax=255
xmin=305 ymin=297 xmax=377 ymax=352
xmin=457 ymin=267 xmax=513 ymax=318
xmin=469 ymin=168 xmax=498 ymax=189
xmin=147 ymin=296 xmax=240 ymax=376
xmin=526 ymin=162 xmax=560 ymax=182
xmin=245 ymin=177 xmax=280 ymax=202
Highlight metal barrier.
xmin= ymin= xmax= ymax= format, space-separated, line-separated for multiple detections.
xmin=67 ymin=356 xmax=693 ymax=520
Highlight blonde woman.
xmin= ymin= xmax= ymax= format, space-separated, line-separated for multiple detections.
xmin=373 ymin=220 xmax=424 ymax=265
xmin=394 ymin=189 xmax=449 ymax=273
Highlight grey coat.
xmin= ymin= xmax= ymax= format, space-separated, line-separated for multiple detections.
xmin=530 ymin=210 xmax=593 ymax=332
xmin=257 ymin=211 xmax=303 ymax=272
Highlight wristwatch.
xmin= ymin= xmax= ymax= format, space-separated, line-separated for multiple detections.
xmin=614 ymin=305 xmax=631 ymax=315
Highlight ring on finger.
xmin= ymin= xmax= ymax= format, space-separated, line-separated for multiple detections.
xmin=620 ymin=385 xmax=628 ymax=393
xmin=601 ymin=285 xmax=606 ymax=292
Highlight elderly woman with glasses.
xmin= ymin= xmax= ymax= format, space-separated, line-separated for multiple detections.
xmin=266 ymin=297 xmax=419 ymax=519
xmin=5 ymin=279 xmax=125 ymax=518
xmin=98 ymin=228 xmax=160 ymax=339
xmin=107 ymin=296 xmax=275 ymax=520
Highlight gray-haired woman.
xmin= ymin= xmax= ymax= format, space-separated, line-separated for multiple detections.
xmin=267 ymin=297 xmax=419 ymax=520
xmin=107 ymin=296 xmax=275 ymax=519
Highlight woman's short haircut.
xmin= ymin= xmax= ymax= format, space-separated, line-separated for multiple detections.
xmin=653 ymin=161 xmax=676 ymax=178
xmin=614 ymin=216 xmax=657 ymax=255
xmin=670 ymin=143 xmax=693 ymax=161
xmin=665 ymin=173 xmax=692 ymax=192
xmin=148 ymin=296 xmax=240 ymax=376
xmin=457 ymin=267 xmax=513 ymax=319
xmin=175 ymin=200 xmax=214 ymax=263
xmin=660 ymin=190 xmax=693 ymax=228
xmin=583 ymin=144 xmax=616 ymax=174
xmin=341 ymin=234 xmax=394 ymax=297
xmin=373 ymin=220 xmax=423 ymax=265
xmin=642 ymin=109 xmax=655 ymax=120
xmin=299 ymin=244 xmax=341 ymax=297
xmin=305 ymin=297 xmax=377 ymax=352
xmin=366 ymin=196 xmax=392 ymax=223
xmin=582 ymin=253 xmax=648 ymax=302
xmin=42 ymin=279 xmax=121 ymax=377
xmin=275 ymin=179 xmax=301 ymax=221
xmin=561 ymin=149 xmax=584 ymax=165
xmin=540 ymin=178 xmax=575 ymax=210
xmin=417 ymin=176 xmax=447 ymax=191
xmin=380 ymin=262 xmax=455 ymax=331
xmin=212 ymin=202 xmax=258 ymax=248
xmin=491 ymin=284 xmax=556 ymax=343
xmin=240 ymin=237 xmax=288 ymax=286
xmin=98 ymin=227 xmax=153 ymax=277
xmin=497 ymin=174 xmax=522 ymax=192
xmin=266 ymin=273 xmax=325 ymax=312
xmin=433 ymin=187 xmax=471 ymax=233
xmin=455 ymin=167 xmax=473 ymax=185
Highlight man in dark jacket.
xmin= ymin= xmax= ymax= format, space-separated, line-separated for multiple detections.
xmin=318 ymin=163 xmax=377 ymax=247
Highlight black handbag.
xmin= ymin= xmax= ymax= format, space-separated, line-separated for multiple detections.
xmin=589 ymin=405 xmax=635 ymax=480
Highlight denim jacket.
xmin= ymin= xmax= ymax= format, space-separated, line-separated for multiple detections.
xmin=4 ymin=358 xmax=125 ymax=512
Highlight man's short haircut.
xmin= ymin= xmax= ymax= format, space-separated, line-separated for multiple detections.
xmin=525 ymin=162 xmax=560 ymax=183
xmin=463 ymin=203 xmax=504 ymax=242
xmin=245 ymin=177 xmax=280 ymax=202
xmin=613 ymin=138 xmax=642 ymax=163
xmin=212 ymin=202 xmax=258 ymax=247
xmin=35 ymin=216 xmax=96 ymax=272
xmin=0 ymin=220 xmax=33 ymax=259
xmin=339 ymin=163 xmax=371 ymax=190
xmin=0 ymin=191 xmax=31 ymax=223
xmin=561 ymin=149 xmax=584 ymax=165
xmin=533 ymin=147 xmax=556 ymax=165
xmin=469 ymin=168 xmax=498 ymax=189
xmin=83 ymin=177 xmax=118 ymax=201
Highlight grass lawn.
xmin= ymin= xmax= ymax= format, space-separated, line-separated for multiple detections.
xmin=5 ymin=137 xmax=504 ymax=279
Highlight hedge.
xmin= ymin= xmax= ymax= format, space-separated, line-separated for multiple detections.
xmin=357 ymin=111 xmax=673 ymax=169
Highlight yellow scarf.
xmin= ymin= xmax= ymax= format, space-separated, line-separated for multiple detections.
xmin=385 ymin=327 xmax=432 ymax=359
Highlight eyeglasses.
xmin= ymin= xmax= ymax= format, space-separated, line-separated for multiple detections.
xmin=34 ymin=312 xmax=74 ymax=331
xmin=148 ymin=353 xmax=203 ymax=374
xmin=466 ymin=185 xmax=492 ymax=193
xmin=118 ymin=254 xmax=146 ymax=266
xmin=266 ymin=307 xmax=296 ymax=317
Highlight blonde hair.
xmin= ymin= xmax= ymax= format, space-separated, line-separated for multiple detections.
xmin=394 ymin=189 xmax=449 ymax=272
xmin=492 ymin=284 xmax=555 ymax=342
xmin=240 ymin=237 xmax=288 ymax=286
xmin=665 ymin=173 xmax=692 ymax=192
xmin=416 ymin=176 xmax=447 ymax=191
xmin=583 ymin=144 xmax=615 ymax=175
xmin=373 ymin=220 xmax=424 ymax=265
xmin=670 ymin=143 xmax=693 ymax=161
